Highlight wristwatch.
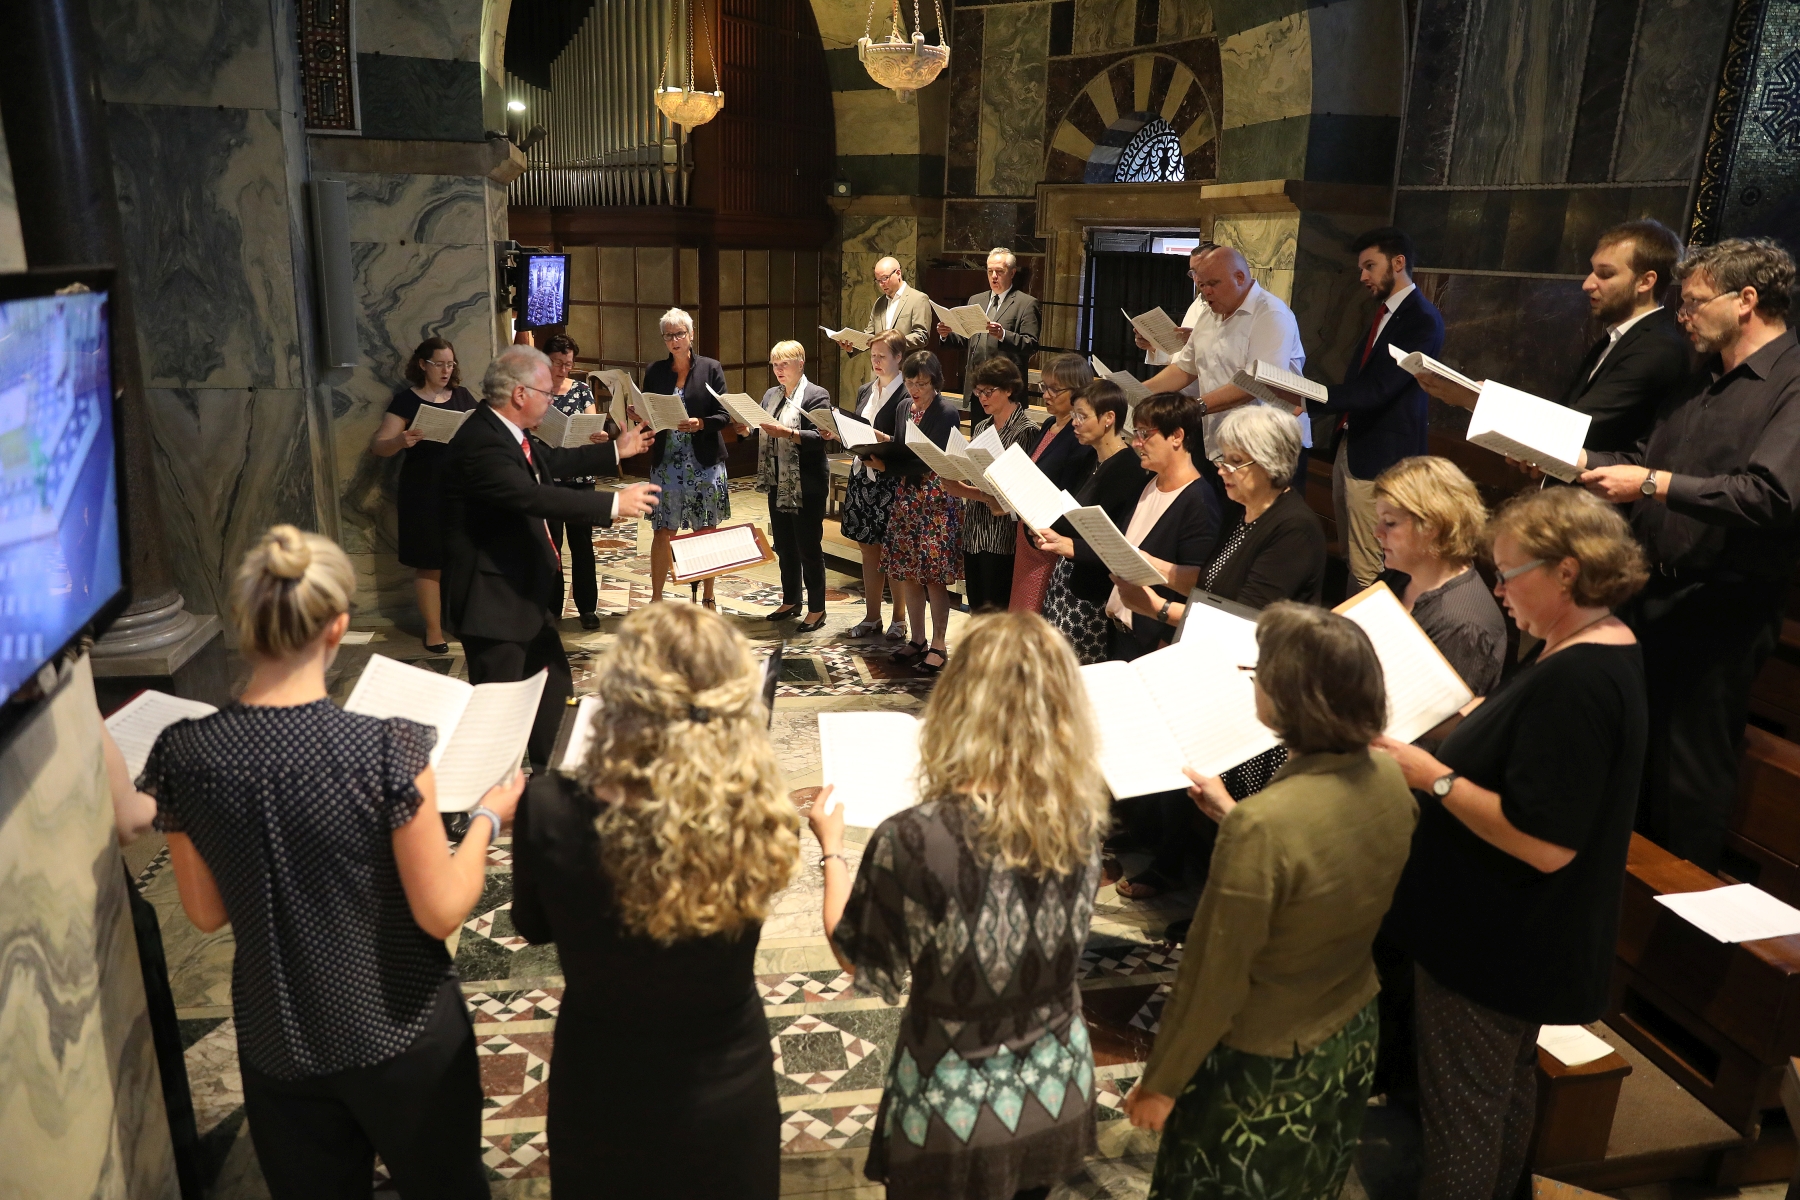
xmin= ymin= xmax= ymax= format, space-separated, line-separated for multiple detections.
xmin=1430 ymin=771 xmax=1459 ymax=798
xmin=1158 ymin=598 xmax=1175 ymax=624
xmin=1640 ymin=469 xmax=1658 ymax=497
xmin=1195 ymin=400 xmax=1209 ymax=416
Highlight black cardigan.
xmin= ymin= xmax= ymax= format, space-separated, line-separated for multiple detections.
xmin=1105 ymin=478 xmax=1220 ymax=656
xmin=1200 ymin=486 xmax=1327 ymax=609
xmin=643 ymin=354 xmax=729 ymax=468
xmin=1023 ymin=418 xmax=1098 ymax=492
xmin=759 ymin=381 xmax=834 ymax=496
xmin=1052 ymin=449 xmax=1152 ymax=604
xmin=861 ymin=393 xmax=961 ymax=479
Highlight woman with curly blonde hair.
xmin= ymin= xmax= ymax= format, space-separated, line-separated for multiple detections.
xmin=511 ymin=602 xmax=799 ymax=1198
xmin=810 ymin=611 xmax=1110 ymax=1200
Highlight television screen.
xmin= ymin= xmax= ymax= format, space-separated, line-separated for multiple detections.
xmin=0 ymin=278 xmax=125 ymax=703
xmin=519 ymin=252 xmax=570 ymax=329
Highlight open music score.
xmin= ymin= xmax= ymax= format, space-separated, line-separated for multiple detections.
xmin=1124 ymin=306 xmax=1186 ymax=356
xmin=536 ymin=405 xmax=610 ymax=449
xmin=903 ymin=418 xmax=976 ymax=483
xmin=1389 ymin=343 xmax=1482 ymax=408
xmin=981 ymin=443 xmax=1079 ymax=531
xmin=821 ymin=325 xmax=873 ymax=351
xmin=1232 ymin=360 xmax=1327 ymax=411
xmin=929 ymin=299 xmax=990 ymax=340
xmin=105 ymin=690 xmax=220 ymax=780
xmin=669 ymin=523 xmax=774 ymax=583
xmin=818 ymin=711 xmax=921 ymax=827
xmin=706 ymin=383 xmax=774 ymax=430
xmin=801 ymin=405 xmax=841 ymax=439
xmin=408 ymin=405 xmax=474 ymax=443
xmin=635 ymin=391 xmax=690 ymax=433
xmin=1061 ymin=506 xmax=1167 ymax=588
xmin=593 ymin=369 xmax=643 ymax=411
xmin=1466 ymin=381 xmax=1590 ymax=481
xmin=1089 ymin=354 xmax=1152 ymax=404
xmin=829 ymin=408 xmax=880 ymax=448
xmin=964 ymin=423 xmax=1006 ymax=473
xmin=1333 ymin=583 xmax=1474 ymax=744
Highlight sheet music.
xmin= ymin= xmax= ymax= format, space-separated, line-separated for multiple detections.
xmin=832 ymin=408 xmax=880 ymax=448
xmin=966 ymin=423 xmax=1006 ymax=472
xmin=1335 ymin=583 xmax=1474 ymax=744
xmin=801 ymin=404 xmax=841 ymax=439
xmin=706 ymin=384 xmax=773 ymax=429
xmin=822 ymin=325 xmax=873 ymax=351
xmin=1655 ymin=883 xmax=1800 ymax=942
xmin=671 ymin=525 xmax=764 ymax=578
xmin=904 ymin=418 xmax=974 ymax=482
xmin=1062 ymin=506 xmax=1167 ymax=587
xmin=433 ymin=671 xmax=546 ymax=812
xmin=106 ymin=690 xmax=219 ymax=781
xmin=930 ymin=300 xmax=989 ymax=340
xmin=593 ymin=369 xmax=642 ymax=409
xmin=408 ymin=405 xmax=473 ymax=443
xmin=1137 ymin=624 xmax=1281 ymax=777
xmin=343 ymin=654 xmax=475 ymax=769
xmin=1088 ymin=354 xmax=1152 ymax=404
xmin=1233 ymin=360 xmax=1327 ymax=409
xmin=1466 ymin=381 xmax=1590 ymax=481
xmin=1537 ymin=1025 xmax=1615 ymax=1067
xmin=1388 ymin=344 xmax=1483 ymax=402
xmin=982 ymin=443 xmax=1079 ymax=530
xmin=537 ymin=407 xmax=611 ymax=449
xmin=1080 ymin=661 xmax=1193 ymax=798
xmin=557 ymin=695 xmax=604 ymax=773
xmin=817 ymin=711 xmax=920 ymax=827
xmin=639 ymin=391 xmax=690 ymax=433
xmin=1125 ymin=306 xmax=1186 ymax=356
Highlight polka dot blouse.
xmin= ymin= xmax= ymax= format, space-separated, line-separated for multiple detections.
xmin=142 ymin=700 xmax=452 ymax=1081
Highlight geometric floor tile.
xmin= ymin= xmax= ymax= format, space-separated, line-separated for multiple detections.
xmin=476 ymin=1030 xmax=553 ymax=1120
xmin=464 ymin=901 xmax=530 ymax=952
xmin=467 ymin=988 xmax=563 ymax=1023
xmin=1080 ymin=941 xmax=1183 ymax=979
xmin=756 ymin=970 xmax=856 ymax=1006
xmin=481 ymin=1130 xmax=550 ymax=1179
xmin=771 ymin=1013 xmax=879 ymax=1093
xmin=1094 ymin=1074 xmax=1142 ymax=1121
xmin=1127 ymin=983 xmax=1171 ymax=1036
xmin=779 ymin=1102 xmax=881 ymax=1153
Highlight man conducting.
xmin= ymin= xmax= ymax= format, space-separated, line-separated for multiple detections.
xmin=935 ymin=246 xmax=1040 ymax=378
xmin=444 ymin=344 xmax=661 ymax=767
xmin=835 ymin=256 xmax=931 ymax=355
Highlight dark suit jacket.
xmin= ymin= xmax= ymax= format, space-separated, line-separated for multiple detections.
xmin=942 ymin=289 xmax=1041 ymax=378
xmin=1200 ymin=487 xmax=1327 ymax=609
xmin=643 ymin=354 xmax=729 ymax=468
xmin=863 ymin=393 xmax=961 ymax=479
xmin=444 ymin=405 xmax=621 ymax=642
xmin=1559 ymin=306 xmax=1693 ymax=453
xmin=1022 ymin=418 xmax=1097 ymax=492
xmin=1314 ymin=287 xmax=1446 ymax=480
xmin=759 ymin=381 xmax=834 ymax=497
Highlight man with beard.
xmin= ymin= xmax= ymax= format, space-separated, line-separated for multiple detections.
xmin=1310 ymin=227 xmax=1445 ymax=589
xmin=1579 ymin=237 xmax=1800 ymax=870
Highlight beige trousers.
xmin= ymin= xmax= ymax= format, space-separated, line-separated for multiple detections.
xmin=1332 ymin=439 xmax=1383 ymax=589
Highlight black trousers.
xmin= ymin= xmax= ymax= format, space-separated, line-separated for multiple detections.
xmin=1623 ymin=574 xmax=1784 ymax=870
xmin=548 ymin=480 xmax=599 ymax=617
xmin=964 ymin=550 xmax=1015 ymax=612
xmin=769 ymin=489 xmax=827 ymax=612
xmin=240 ymin=979 xmax=487 ymax=1200
xmin=463 ymin=620 xmax=574 ymax=769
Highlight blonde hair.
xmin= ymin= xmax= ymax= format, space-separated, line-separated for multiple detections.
xmin=578 ymin=604 xmax=799 ymax=943
xmin=1372 ymin=455 xmax=1489 ymax=565
xmin=231 ymin=525 xmax=355 ymax=658
xmin=769 ymin=339 xmax=806 ymax=364
xmin=1488 ymin=487 xmax=1648 ymax=609
xmin=916 ymin=613 xmax=1109 ymax=876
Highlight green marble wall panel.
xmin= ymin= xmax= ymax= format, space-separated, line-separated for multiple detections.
xmin=1219 ymin=114 xmax=1309 ymax=181
xmin=977 ymin=4 xmax=1052 ymax=196
xmin=1161 ymin=0 xmax=1218 ymax=39
xmin=1072 ymin=0 xmax=1142 ymax=53
xmin=358 ymin=0 xmax=484 ymax=60
xmin=1213 ymin=212 xmax=1299 ymax=301
xmin=834 ymin=212 xmax=924 ymax=400
xmin=91 ymin=0 xmax=279 ymax=109
xmin=1449 ymin=0 xmax=1594 ymax=184
xmin=1291 ymin=209 xmax=1384 ymax=383
xmin=1612 ymin=0 xmax=1735 ymax=182
xmin=1220 ymin=13 xmax=1311 ymax=129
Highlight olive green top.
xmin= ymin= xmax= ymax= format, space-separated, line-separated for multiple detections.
xmin=1141 ymin=748 xmax=1419 ymax=1096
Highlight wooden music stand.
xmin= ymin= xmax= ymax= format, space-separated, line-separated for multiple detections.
xmin=668 ymin=523 xmax=775 ymax=585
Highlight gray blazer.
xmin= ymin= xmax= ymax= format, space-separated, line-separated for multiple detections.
xmin=862 ymin=284 xmax=933 ymax=353
xmin=942 ymin=288 xmax=1041 ymax=378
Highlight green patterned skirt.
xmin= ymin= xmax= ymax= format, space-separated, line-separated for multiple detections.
xmin=1148 ymin=998 xmax=1378 ymax=1200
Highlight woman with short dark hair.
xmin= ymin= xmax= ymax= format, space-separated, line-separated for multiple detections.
xmin=1009 ymin=353 xmax=1098 ymax=614
xmin=541 ymin=332 xmax=607 ymax=626
xmin=1124 ymin=603 xmax=1418 ymax=1200
xmin=940 ymin=355 xmax=1036 ymax=613
xmin=1377 ymin=486 xmax=1648 ymax=1200
xmin=370 ymin=337 xmax=479 ymax=653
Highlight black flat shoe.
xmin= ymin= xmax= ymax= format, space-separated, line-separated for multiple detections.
xmin=767 ymin=606 xmax=801 ymax=620
xmin=578 ymin=612 xmax=601 ymax=630
xmin=424 ymin=641 xmax=449 ymax=655
xmin=795 ymin=613 xmax=827 ymax=634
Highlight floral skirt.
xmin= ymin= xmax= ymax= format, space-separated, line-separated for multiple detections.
xmin=650 ymin=432 xmax=730 ymax=532
xmin=883 ymin=476 xmax=963 ymax=585
xmin=1042 ymin=559 xmax=1110 ymax=664
xmin=841 ymin=466 xmax=896 ymax=545
xmin=1148 ymin=998 xmax=1378 ymax=1200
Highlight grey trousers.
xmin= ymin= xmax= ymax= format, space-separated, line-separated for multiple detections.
xmin=1415 ymin=965 xmax=1539 ymax=1200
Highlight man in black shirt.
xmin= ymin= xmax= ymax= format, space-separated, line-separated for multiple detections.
xmin=1579 ymin=237 xmax=1800 ymax=869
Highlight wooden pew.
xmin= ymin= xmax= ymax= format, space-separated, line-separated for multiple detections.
xmin=1729 ymin=727 xmax=1800 ymax=908
xmin=1531 ymin=1045 xmax=1632 ymax=1170
xmin=1783 ymin=1058 xmax=1800 ymax=1200
xmin=1608 ymin=834 xmax=1800 ymax=1184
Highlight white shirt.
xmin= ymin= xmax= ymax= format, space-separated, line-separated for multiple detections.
xmin=985 ymin=286 xmax=1012 ymax=316
xmin=1170 ymin=282 xmax=1307 ymax=453
xmin=1588 ymin=305 xmax=1660 ymax=380
xmin=1372 ymin=282 xmax=1415 ymax=344
xmin=1105 ymin=477 xmax=1195 ymax=623
xmin=496 ymin=408 xmax=528 ymax=447
xmin=857 ymin=373 xmax=904 ymax=478
xmin=1145 ymin=293 xmax=1213 ymax=398
xmin=879 ymin=282 xmax=909 ymax=330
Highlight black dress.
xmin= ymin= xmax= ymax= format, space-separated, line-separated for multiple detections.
xmin=511 ymin=773 xmax=779 ymax=1198
xmin=386 ymin=385 xmax=480 ymax=569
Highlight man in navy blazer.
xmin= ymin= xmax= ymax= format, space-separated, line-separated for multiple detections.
xmin=1312 ymin=227 xmax=1445 ymax=587
xmin=444 ymin=345 xmax=660 ymax=766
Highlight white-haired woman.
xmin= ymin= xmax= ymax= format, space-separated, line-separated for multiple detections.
xmin=512 ymin=602 xmax=799 ymax=1198
xmin=810 ymin=611 xmax=1110 ymax=1200
xmin=143 ymin=526 xmax=517 ymax=1199
xmin=642 ymin=307 xmax=730 ymax=605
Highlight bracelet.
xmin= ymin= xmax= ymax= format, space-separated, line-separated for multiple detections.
xmin=1158 ymin=598 xmax=1175 ymax=624
xmin=469 ymin=806 xmax=502 ymax=843
xmin=820 ymin=852 xmax=846 ymax=868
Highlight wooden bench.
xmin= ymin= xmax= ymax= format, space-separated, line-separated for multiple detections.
xmin=1728 ymin=727 xmax=1800 ymax=908
xmin=1532 ymin=1043 xmax=1633 ymax=1170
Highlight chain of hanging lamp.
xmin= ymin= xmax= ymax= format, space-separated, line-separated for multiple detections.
xmin=858 ymin=0 xmax=949 ymax=99
xmin=655 ymin=0 xmax=723 ymax=128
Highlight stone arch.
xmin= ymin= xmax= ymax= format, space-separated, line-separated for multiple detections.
xmin=1045 ymin=52 xmax=1218 ymax=184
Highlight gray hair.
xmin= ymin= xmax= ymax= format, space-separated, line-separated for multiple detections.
xmin=659 ymin=307 xmax=697 ymax=337
xmin=987 ymin=247 xmax=1017 ymax=270
xmin=483 ymin=344 xmax=551 ymax=407
xmin=1216 ymin=403 xmax=1304 ymax=488
xmin=1676 ymin=237 xmax=1795 ymax=320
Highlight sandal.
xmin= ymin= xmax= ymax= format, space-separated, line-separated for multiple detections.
xmin=885 ymin=620 xmax=909 ymax=641
xmin=891 ymin=639 xmax=929 ymax=663
xmin=917 ymin=648 xmax=947 ymax=675
xmin=846 ymin=618 xmax=885 ymax=638
xmin=1114 ymin=870 xmax=1176 ymax=900
xmin=701 ymin=598 xmax=717 ymax=609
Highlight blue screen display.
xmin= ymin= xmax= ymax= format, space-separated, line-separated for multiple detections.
xmin=0 ymin=291 xmax=121 ymax=701
xmin=523 ymin=254 xmax=569 ymax=327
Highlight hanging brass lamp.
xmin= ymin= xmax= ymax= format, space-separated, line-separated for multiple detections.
xmin=858 ymin=0 xmax=949 ymax=102
xmin=655 ymin=0 xmax=724 ymax=127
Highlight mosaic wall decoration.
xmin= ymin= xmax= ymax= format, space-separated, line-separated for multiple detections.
xmin=300 ymin=0 xmax=359 ymax=132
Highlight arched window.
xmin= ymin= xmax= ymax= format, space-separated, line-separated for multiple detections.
xmin=1114 ymin=118 xmax=1186 ymax=183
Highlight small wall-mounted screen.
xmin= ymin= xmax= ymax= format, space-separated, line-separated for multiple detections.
xmin=520 ymin=252 xmax=570 ymax=329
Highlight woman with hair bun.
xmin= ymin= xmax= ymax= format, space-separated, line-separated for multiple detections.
xmin=511 ymin=602 xmax=799 ymax=1198
xmin=144 ymin=525 xmax=516 ymax=1199
xmin=371 ymin=337 xmax=479 ymax=653
xmin=810 ymin=611 xmax=1110 ymax=1199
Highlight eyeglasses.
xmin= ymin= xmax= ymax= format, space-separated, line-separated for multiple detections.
xmin=1678 ymin=289 xmax=1740 ymax=317
xmin=1210 ymin=456 xmax=1254 ymax=475
xmin=1495 ymin=558 xmax=1546 ymax=584
xmin=973 ymin=386 xmax=1004 ymax=400
xmin=426 ymin=360 xmax=457 ymax=370
xmin=1237 ymin=664 xmax=1257 ymax=679
xmin=1040 ymin=384 xmax=1067 ymax=398
xmin=662 ymin=330 xmax=690 ymax=341
xmin=1130 ymin=428 xmax=1156 ymax=442
xmin=874 ymin=269 xmax=900 ymax=283
xmin=519 ymin=384 xmax=554 ymax=399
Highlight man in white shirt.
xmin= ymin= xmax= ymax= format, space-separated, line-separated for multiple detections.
xmin=837 ymin=257 xmax=931 ymax=355
xmin=1141 ymin=244 xmax=1307 ymax=461
xmin=1135 ymin=242 xmax=1219 ymax=398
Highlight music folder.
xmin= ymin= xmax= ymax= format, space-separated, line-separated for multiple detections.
xmin=1173 ymin=588 xmax=1263 ymax=643
xmin=668 ymin=523 xmax=775 ymax=583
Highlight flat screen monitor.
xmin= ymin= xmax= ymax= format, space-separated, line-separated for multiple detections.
xmin=0 ymin=270 xmax=127 ymax=704
xmin=519 ymin=252 xmax=570 ymax=329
